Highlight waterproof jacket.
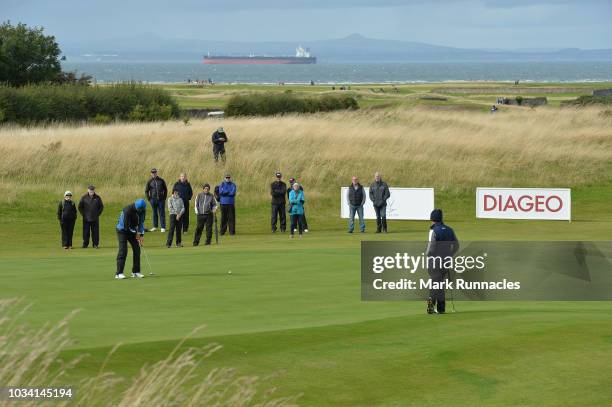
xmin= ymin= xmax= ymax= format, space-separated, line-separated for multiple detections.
xmin=347 ymin=184 xmax=366 ymax=206
xmin=218 ymin=181 xmax=237 ymax=205
xmin=78 ymin=193 xmax=104 ymax=222
xmin=145 ymin=176 xmax=168 ymax=201
xmin=167 ymin=195 xmax=185 ymax=216
xmin=288 ymin=189 xmax=305 ymax=215
xmin=116 ymin=204 xmax=145 ymax=235
xmin=369 ymin=180 xmax=391 ymax=207
xmin=57 ymin=200 xmax=77 ymax=222
xmin=270 ymin=180 xmax=287 ymax=205
xmin=212 ymin=131 xmax=228 ymax=147
xmin=172 ymin=180 xmax=193 ymax=202
xmin=195 ymin=192 xmax=217 ymax=215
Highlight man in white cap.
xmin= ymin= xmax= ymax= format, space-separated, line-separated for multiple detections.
xmin=211 ymin=127 xmax=228 ymax=163
xmin=57 ymin=191 xmax=77 ymax=249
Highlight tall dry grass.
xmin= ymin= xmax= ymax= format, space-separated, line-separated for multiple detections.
xmin=0 ymin=299 xmax=300 ymax=406
xmin=0 ymin=107 xmax=611 ymax=207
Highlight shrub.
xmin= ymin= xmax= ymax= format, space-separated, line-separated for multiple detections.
xmin=225 ymin=92 xmax=359 ymax=117
xmin=91 ymin=113 xmax=112 ymax=125
xmin=0 ymin=83 xmax=180 ymax=125
xmin=516 ymin=96 xmax=524 ymax=106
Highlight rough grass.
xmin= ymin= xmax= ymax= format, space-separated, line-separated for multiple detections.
xmin=0 ymin=107 xmax=611 ymax=209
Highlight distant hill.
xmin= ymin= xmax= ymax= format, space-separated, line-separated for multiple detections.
xmin=60 ymin=33 xmax=612 ymax=63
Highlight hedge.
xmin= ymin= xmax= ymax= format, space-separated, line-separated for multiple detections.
xmin=225 ymin=92 xmax=359 ymax=117
xmin=0 ymin=83 xmax=180 ymax=124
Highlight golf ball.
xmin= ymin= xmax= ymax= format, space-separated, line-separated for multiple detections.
xmin=228 ymin=270 xmax=232 ymax=274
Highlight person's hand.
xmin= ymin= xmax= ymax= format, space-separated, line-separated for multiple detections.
xmin=137 ymin=236 xmax=144 ymax=246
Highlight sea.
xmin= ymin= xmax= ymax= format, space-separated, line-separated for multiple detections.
xmin=61 ymin=61 xmax=612 ymax=84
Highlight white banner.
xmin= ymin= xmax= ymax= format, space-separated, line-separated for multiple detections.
xmin=476 ymin=188 xmax=571 ymax=221
xmin=340 ymin=187 xmax=434 ymax=220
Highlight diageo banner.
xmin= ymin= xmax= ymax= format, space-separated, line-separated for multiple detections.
xmin=361 ymin=241 xmax=612 ymax=300
xmin=476 ymin=188 xmax=571 ymax=221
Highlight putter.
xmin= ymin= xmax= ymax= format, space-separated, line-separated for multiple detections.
xmin=447 ymin=267 xmax=456 ymax=313
xmin=141 ymin=244 xmax=155 ymax=275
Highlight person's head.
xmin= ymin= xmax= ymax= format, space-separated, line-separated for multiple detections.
xmin=224 ymin=173 xmax=231 ymax=182
xmin=374 ymin=172 xmax=381 ymax=182
xmin=289 ymin=177 xmax=295 ymax=185
xmin=430 ymin=209 xmax=443 ymax=224
xmin=179 ymin=173 xmax=187 ymax=182
xmin=135 ymin=198 xmax=147 ymax=213
xmin=87 ymin=185 xmax=95 ymax=196
xmin=292 ymin=182 xmax=300 ymax=191
xmin=218 ymin=127 xmax=224 ymax=133
xmin=351 ymin=176 xmax=359 ymax=186
xmin=64 ymin=191 xmax=73 ymax=201
xmin=151 ymin=168 xmax=158 ymax=178
xmin=172 ymin=189 xmax=179 ymax=197
xmin=203 ymin=183 xmax=210 ymax=193
xmin=275 ymin=172 xmax=282 ymax=181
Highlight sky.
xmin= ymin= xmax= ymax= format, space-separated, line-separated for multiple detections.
xmin=2 ymin=0 xmax=611 ymax=49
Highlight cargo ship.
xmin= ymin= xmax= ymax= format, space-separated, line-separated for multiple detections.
xmin=203 ymin=46 xmax=316 ymax=65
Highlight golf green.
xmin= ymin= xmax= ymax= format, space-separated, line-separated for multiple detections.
xmin=2 ymin=205 xmax=611 ymax=406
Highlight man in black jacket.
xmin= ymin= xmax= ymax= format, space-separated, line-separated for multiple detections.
xmin=347 ymin=176 xmax=366 ymax=233
xmin=173 ymin=173 xmax=193 ymax=233
xmin=270 ymin=172 xmax=286 ymax=233
xmin=57 ymin=191 xmax=77 ymax=249
xmin=211 ymin=127 xmax=228 ymax=163
xmin=78 ymin=185 xmax=104 ymax=248
xmin=145 ymin=168 xmax=168 ymax=232
xmin=369 ymin=172 xmax=391 ymax=233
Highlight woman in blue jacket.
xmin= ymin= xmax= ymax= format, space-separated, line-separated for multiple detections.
xmin=288 ymin=183 xmax=305 ymax=238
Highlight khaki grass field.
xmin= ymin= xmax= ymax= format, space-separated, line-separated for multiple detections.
xmin=1 ymin=84 xmax=612 ymax=406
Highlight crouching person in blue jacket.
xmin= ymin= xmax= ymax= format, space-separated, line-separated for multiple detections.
xmin=115 ymin=199 xmax=147 ymax=279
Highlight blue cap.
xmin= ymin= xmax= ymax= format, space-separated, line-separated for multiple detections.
xmin=135 ymin=199 xmax=147 ymax=211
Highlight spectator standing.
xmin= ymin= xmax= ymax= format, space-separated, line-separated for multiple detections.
xmin=193 ymin=184 xmax=217 ymax=246
xmin=369 ymin=172 xmax=391 ymax=233
xmin=218 ymin=173 xmax=237 ymax=235
xmin=288 ymin=183 xmax=305 ymax=238
xmin=347 ymin=176 xmax=366 ymax=233
xmin=270 ymin=172 xmax=287 ymax=233
xmin=166 ymin=189 xmax=185 ymax=248
xmin=145 ymin=168 xmax=168 ymax=232
xmin=78 ymin=185 xmax=104 ymax=248
xmin=57 ymin=191 xmax=77 ymax=249
xmin=212 ymin=127 xmax=228 ymax=163
xmin=173 ymin=173 xmax=193 ymax=233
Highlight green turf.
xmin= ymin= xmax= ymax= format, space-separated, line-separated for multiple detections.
xmin=2 ymin=190 xmax=612 ymax=405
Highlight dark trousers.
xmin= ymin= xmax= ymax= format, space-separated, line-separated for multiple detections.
xmin=166 ymin=214 xmax=182 ymax=246
xmin=290 ymin=214 xmax=303 ymax=235
xmin=116 ymin=231 xmax=140 ymax=275
xmin=60 ymin=219 xmax=75 ymax=247
xmin=182 ymin=201 xmax=190 ymax=232
xmin=374 ymin=205 xmax=387 ymax=232
xmin=149 ymin=198 xmax=166 ymax=229
xmin=271 ymin=203 xmax=286 ymax=232
xmin=82 ymin=219 xmax=100 ymax=247
xmin=193 ymin=214 xmax=213 ymax=244
xmin=428 ymin=268 xmax=446 ymax=313
xmin=213 ymin=146 xmax=226 ymax=162
xmin=220 ymin=204 xmax=235 ymax=235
